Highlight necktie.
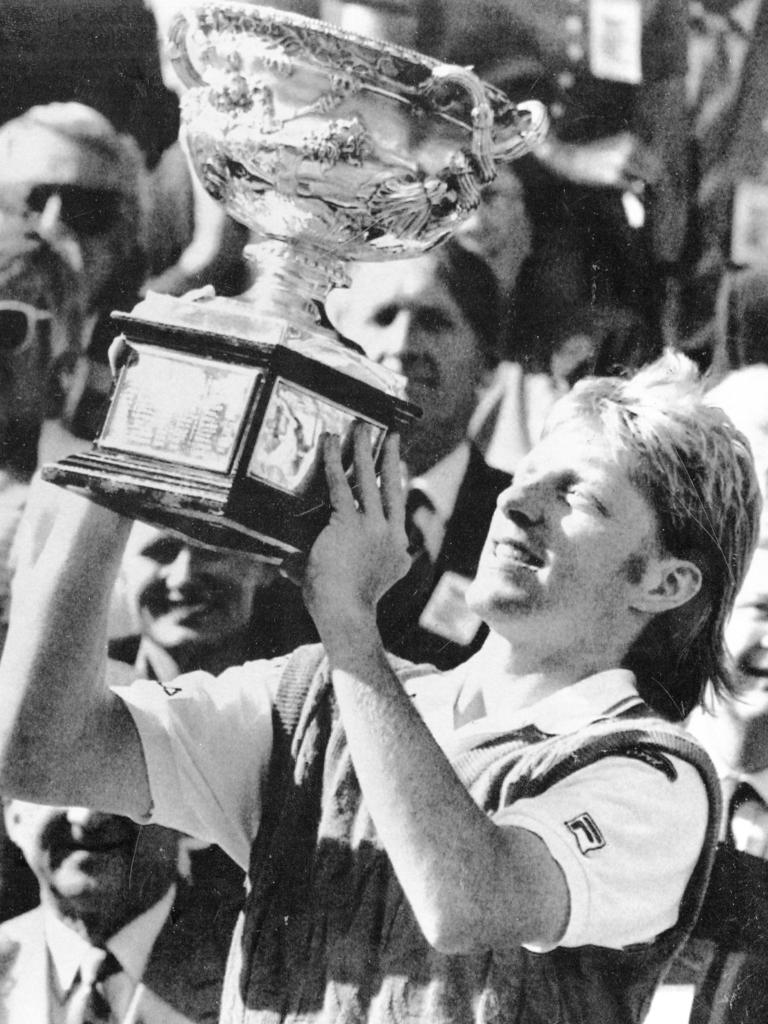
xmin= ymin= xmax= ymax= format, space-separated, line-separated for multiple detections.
xmin=66 ymin=949 xmax=121 ymax=1024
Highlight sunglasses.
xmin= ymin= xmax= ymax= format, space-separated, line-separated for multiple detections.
xmin=0 ymin=300 xmax=52 ymax=354
xmin=22 ymin=184 xmax=123 ymax=237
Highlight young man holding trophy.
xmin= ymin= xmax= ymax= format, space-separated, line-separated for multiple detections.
xmin=0 ymin=7 xmax=761 ymax=1023
xmin=0 ymin=348 xmax=761 ymax=1023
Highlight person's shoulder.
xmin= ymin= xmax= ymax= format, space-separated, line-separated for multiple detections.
xmin=0 ymin=907 xmax=43 ymax=975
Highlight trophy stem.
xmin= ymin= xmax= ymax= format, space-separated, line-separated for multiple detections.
xmin=243 ymin=239 xmax=351 ymax=330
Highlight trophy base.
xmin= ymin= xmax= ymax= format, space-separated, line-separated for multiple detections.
xmin=41 ymin=292 xmax=419 ymax=560
xmin=43 ymin=449 xmax=292 ymax=561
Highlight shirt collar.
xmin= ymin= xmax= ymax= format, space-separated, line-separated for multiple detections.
xmin=135 ymin=636 xmax=182 ymax=684
xmin=465 ymin=667 xmax=642 ymax=736
xmin=410 ymin=442 xmax=470 ymax=526
xmin=44 ymin=884 xmax=176 ymax=994
xmin=414 ymin=663 xmax=643 ymax=759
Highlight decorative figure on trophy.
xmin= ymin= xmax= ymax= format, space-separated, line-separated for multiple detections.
xmin=42 ymin=2 xmax=547 ymax=559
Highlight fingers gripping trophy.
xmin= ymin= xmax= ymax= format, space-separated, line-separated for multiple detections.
xmin=42 ymin=2 xmax=547 ymax=560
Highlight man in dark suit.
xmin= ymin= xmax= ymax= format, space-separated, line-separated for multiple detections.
xmin=327 ymin=240 xmax=510 ymax=669
xmin=0 ymin=798 xmax=237 ymax=1023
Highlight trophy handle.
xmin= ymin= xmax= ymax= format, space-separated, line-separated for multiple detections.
xmin=422 ymin=64 xmax=496 ymax=188
xmin=421 ymin=68 xmax=548 ymax=216
xmin=167 ymin=9 xmax=207 ymax=90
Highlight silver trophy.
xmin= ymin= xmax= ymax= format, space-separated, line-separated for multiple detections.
xmin=43 ymin=3 xmax=547 ymax=559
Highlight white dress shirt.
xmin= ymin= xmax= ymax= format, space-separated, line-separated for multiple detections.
xmin=44 ymin=885 xmax=175 ymax=1024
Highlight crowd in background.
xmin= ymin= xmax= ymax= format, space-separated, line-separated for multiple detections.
xmin=0 ymin=1 xmax=768 ymax=1023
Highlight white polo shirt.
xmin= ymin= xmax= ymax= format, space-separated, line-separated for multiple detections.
xmin=118 ymin=657 xmax=708 ymax=952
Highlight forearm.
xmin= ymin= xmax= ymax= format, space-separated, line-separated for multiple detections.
xmin=304 ymin=429 xmax=568 ymax=950
xmin=322 ymin=615 xmax=567 ymax=952
xmin=0 ymin=495 xmax=134 ymax=804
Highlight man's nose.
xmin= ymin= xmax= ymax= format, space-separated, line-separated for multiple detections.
xmin=65 ymin=807 xmax=106 ymax=828
xmin=36 ymin=194 xmax=64 ymax=240
xmin=160 ymin=547 xmax=195 ymax=590
xmin=36 ymin=195 xmax=84 ymax=273
xmin=496 ymin=470 xmax=546 ymax=524
xmin=369 ymin=311 xmax=412 ymax=373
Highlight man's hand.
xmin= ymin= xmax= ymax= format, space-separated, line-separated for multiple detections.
xmin=300 ymin=426 xmax=411 ymax=643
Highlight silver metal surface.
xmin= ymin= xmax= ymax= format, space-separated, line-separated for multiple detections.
xmin=169 ymin=2 xmax=548 ymax=319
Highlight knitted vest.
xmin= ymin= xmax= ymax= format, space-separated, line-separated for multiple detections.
xmin=220 ymin=646 xmax=721 ymax=1024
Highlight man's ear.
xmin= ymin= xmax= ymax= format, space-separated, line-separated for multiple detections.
xmin=630 ymin=557 xmax=703 ymax=614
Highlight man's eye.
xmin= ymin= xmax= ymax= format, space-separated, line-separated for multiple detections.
xmin=417 ymin=311 xmax=453 ymax=334
xmin=372 ymin=306 xmax=398 ymax=328
xmin=142 ymin=539 xmax=183 ymax=564
xmin=563 ymin=487 xmax=608 ymax=516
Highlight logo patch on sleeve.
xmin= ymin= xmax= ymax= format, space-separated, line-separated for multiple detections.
xmin=565 ymin=813 xmax=606 ymax=855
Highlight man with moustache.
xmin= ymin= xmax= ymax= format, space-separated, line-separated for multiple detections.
xmin=0 ymin=800 xmax=233 ymax=1022
xmin=0 ymin=102 xmax=148 ymax=440
xmin=0 ymin=353 xmax=761 ymax=1024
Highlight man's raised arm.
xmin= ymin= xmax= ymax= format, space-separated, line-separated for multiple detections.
xmin=301 ymin=430 xmax=570 ymax=952
xmin=0 ymin=491 xmax=151 ymax=818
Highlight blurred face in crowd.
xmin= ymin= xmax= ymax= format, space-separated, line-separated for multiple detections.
xmin=0 ymin=107 xmax=135 ymax=314
xmin=121 ymin=523 xmax=276 ymax=671
xmin=723 ymin=548 xmax=768 ymax=724
xmin=327 ymin=255 xmax=490 ymax=475
xmin=4 ymin=800 xmax=180 ymax=937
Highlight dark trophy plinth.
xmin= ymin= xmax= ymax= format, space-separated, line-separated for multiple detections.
xmin=42 ymin=293 xmax=418 ymax=560
xmin=41 ymin=3 xmax=546 ymax=557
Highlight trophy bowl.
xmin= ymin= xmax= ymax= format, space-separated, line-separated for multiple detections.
xmin=170 ymin=1 xmax=548 ymax=312
xmin=41 ymin=3 xmax=547 ymax=560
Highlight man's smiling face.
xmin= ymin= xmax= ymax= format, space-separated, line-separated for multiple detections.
xmin=121 ymin=524 xmax=274 ymax=661
xmin=724 ymin=548 xmax=768 ymax=720
xmin=466 ymin=419 xmax=663 ymax=661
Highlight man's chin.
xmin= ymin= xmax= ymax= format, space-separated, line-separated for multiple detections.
xmin=465 ymin=575 xmax=532 ymax=618
xmin=149 ymin=619 xmax=213 ymax=651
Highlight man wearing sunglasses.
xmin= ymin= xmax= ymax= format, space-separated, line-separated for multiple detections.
xmin=0 ymin=101 xmax=148 ymax=439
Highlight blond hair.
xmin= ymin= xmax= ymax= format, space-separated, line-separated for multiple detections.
xmin=547 ymin=351 xmax=762 ymax=719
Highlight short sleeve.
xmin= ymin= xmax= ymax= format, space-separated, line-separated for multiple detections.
xmin=115 ymin=657 xmax=286 ymax=870
xmin=494 ymin=755 xmax=709 ymax=950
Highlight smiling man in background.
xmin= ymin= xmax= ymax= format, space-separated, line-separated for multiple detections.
xmin=109 ymin=523 xmax=305 ymax=680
